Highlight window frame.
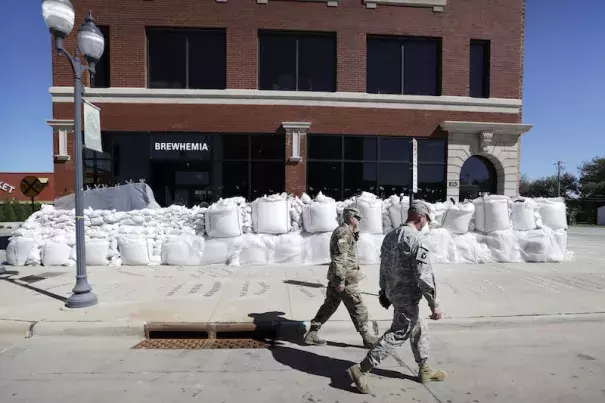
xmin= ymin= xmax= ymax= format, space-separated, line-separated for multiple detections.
xmin=90 ymin=25 xmax=110 ymax=88
xmin=258 ymin=30 xmax=337 ymax=92
xmin=306 ymin=134 xmax=447 ymax=201
xmin=366 ymin=35 xmax=442 ymax=96
xmin=146 ymin=27 xmax=227 ymax=90
xmin=469 ymin=39 xmax=491 ymax=98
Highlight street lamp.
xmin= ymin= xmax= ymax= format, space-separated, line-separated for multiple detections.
xmin=42 ymin=0 xmax=104 ymax=308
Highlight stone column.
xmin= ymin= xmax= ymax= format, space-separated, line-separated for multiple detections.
xmin=282 ymin=122 xmax=311 ymax=196
xmin=47 ymin=119 xmax=75 ymax=198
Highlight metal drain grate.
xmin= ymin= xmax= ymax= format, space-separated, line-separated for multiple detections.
xmin=133 ymin=338 xmax=271 ymax=350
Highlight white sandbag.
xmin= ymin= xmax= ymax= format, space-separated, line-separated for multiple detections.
xmin=230 ymin=234 xmax=276 ymax=266
xmin=357 ymin=233 xmax=383 ymax=265
xmin=516 ymin=229 xmax=550 ymax=262
xmin=25 ymin=245 xmax=42 ymax=266
xmin=511 ymin=198 xmax=541 ymax=231
xmin=426 ymin=228 xmax=456 ymax=264
xmin=251 ymin=194 xmax=291 ymax=235
xmin=161 ymin=235 xmax=205 ymax=266
xmin=273 ymin=232 xmax=305 ymax=263
xmin=475 ymin=230 xmax=521 ymax=263
xmin=6 ymin=238 xmax=37 ymax=266
xmin=441 ymin=202 xmax=475 ymax=234
xmin=302 ymin=202 xmax=338 ymax=233
xmin=42 ymin=240 xmax=72 ymax=266
xmin=304 ymin=232 xmax=332 ymax=264
xmin=535 ymin=197 xmax=568 ymax=230
xmin=201 ymin=237 xmax=234 ymax=265
xmin=387 ymin=197 xmax=409 ymax=229
xmin=355 ymin=192 xmax=383 ymax=235
xmin=205 ymin=204 xmax=243 ymax=238
xmin=118 ymin=237 xmax=151 ymax=265
xmin=473 ymin=195 xmax=512 ymax=233
xmin=86 ymin=240 xmax=110 ymax=266
xmin=430 ymin=200 xmax=454 ymax=228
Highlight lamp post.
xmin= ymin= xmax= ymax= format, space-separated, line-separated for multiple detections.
xmin=42 ymin=0 xmax=105 ymax=308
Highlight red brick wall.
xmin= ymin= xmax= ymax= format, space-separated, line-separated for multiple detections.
xmin=0 ymin=173 xmax=55 ymax=202
xmin=52 ymin=0 xmax=524 ymax=99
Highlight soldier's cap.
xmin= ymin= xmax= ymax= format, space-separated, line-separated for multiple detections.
xmin=408 ymin=200 xmax=432 ymax=222
xmin=343 ymin=207 xmax=363 ymax=220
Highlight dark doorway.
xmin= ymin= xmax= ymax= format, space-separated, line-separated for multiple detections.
xmin=459 ymin=155 xmax=497 ymax=201
xmin=151 ymin=160 xmax=213 ymax=207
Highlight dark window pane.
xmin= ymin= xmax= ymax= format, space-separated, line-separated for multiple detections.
xmin=175 ymin=171 xmax=210 ymax=186
xmin=470 ymin=40 xmax=490 ymax=98
xmin=298 ymin=35 xmax=336 ymax=92
xmin=344 ymin=162 xmax=377 ymax=199
xmin=367 ymin=38 xmax=402 ymax=94
xmin=344 ymin=137 xmax=377 ymax=161
xmin=307 ymin=135 xmax=342 ymax=160
xmin=148 ymin=31 xmax=186 ymax=89
xmin=220 ymin=135 xmax=249 ymax=160
xmin=379 ymin=162 xmax=410 ymax=197
xmin=380 ymin=138 xmax=410 ymax=162
xmin=259 ymin=34 xmax=297 ymax=91
xmin=459 ymin=155 xmax=497 ymax=200
xmin=222 ymin=161 xmax=249 ymax=199
xmin=403 ymin=39 xmax=439 ymax=96
xmin=189 ymin=30 xmax=226 ymax=90
xmin=417 ymin=139 xmax=446 ymax=163
xmin=307 ymin=161 xmax=342 ymax=200
xmin=251 ymin=161 xmax=285 ymax=199
xmin=91 ymin=25 xmax=110 ymax=88
xmin=251 ymin=134 xmax=285 ymax=160
xmin=417 ymin=164 xmax=445 ymax=202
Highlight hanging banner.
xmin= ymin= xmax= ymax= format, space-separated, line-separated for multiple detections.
xmin=83 ymin=100 xmax=103 ymax=153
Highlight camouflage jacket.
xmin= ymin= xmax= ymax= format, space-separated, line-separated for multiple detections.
xmin=327 ymin=224 xmax=362 ymax=286
xmin=379 ymin=225 xmax=439 ymax=309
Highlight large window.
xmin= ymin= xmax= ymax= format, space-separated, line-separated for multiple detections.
xmin=259 ymin=31 xmax=336 ymax=92
xmin=307 ymin=135 xmax=446 ymax=202
xmin=90 ymin=25 xmax=110 ymax=88
xmin=470 ymin=40 xmax=490 ymax=98
xmin=147 ymin=29 xmax=226 ymax=89
xmin=367 ymin=36 xmax=441 ymax=96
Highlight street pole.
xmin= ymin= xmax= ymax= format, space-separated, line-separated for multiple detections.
xmin=554 ymin=160 xmax=564 ymax=198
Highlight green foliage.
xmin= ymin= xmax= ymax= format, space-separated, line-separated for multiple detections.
xmin=2 ymin=199 xmax=17 ymax=222
xmin=12 ymin=201 xmax=27 ymax=222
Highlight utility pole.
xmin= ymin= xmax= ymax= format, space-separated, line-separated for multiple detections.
xmin=554 ymin=160 xmax=565 ymax=197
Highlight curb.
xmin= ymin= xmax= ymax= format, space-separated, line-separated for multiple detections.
xmin=8 ymin=312 xmax=605 ymax=339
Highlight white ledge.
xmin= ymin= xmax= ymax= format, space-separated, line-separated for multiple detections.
xmin=441 ymin=121 xmax=534 ymax=135
xmin=257 ymin=0 xmax=339 ymax=6
xmin=49 ymin=87 xmax=522 ymax=114
xmin=46 ymin=119 xmax=74 ymax=130
xmin=281 ymin=122 xmax=312 ymax=131
xmin=363 ymin=0 xmax=446 ymax=11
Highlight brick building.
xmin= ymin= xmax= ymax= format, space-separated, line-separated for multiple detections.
xmin=0 ymin=173 xmax=54 ymax=203
xmin=48 ymin=0 xmax=531 ymax=207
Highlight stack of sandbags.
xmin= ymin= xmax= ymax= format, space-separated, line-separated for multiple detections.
xmin=161 ymin=234 xmax=205 ymax=266
xmin=429 ymin=200 xmax=454 ymax=228
xmin=441 ymin=202 xmax=475 ymax=234
xmin=289 ymin=195 xmax=304 ymax=232
xmin=511 ymin=198 xmax=542 ymax=231
xmin=353 ymin=192 xmax=383 ymax=235
xmin=384 ymin=195 xmax=408 ymax=232
xmin=251 ymin=193 xmax=292 ymax=235
xmin=301 ymin=192 xmax=339 ymax=234
xmin=192 ymin=207 xmax=207 ymax=235
xmin=472 ymin=195 xmax=513 ymax=234
xmin=534 ymin=197 xmax=568 ymax=230
xmin=205 ymin=197 xmax=251 ymax=238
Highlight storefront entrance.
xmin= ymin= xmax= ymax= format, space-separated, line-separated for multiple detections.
xmin=151 ymin=161 xmax=213 ymax=207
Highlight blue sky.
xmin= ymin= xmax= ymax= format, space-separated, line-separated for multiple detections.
xmin=0 ymin=1 xmax=601 ymax=180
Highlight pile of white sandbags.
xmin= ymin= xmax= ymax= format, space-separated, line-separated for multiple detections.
xmin=4 ymin=191 xmax=573 ymax=268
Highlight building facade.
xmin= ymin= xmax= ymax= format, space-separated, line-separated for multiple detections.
xmin=48 ymin=0 xmax=531 ymax=207
xmin=0 ymin=173 xmax=54 ymax=203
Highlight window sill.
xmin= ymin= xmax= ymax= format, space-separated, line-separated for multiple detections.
xmin=50 ymin=87 xmax=522 ymax=114
xmin=256 ymin=0 xmax=339 ymax=6
xmin=363 ymin=0 xmax=446 ymax=12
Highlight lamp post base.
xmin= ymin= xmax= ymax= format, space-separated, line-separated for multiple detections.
xmin=66 ymin=291 xmax=98 ymax=309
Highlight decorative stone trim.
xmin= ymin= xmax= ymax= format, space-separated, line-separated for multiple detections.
xmin=47 ymin=119 xmax=74 ymax=163
xmin=440 ymin=121 xmax=533 ymax=135
xmin=257 ymin=0 xmax=339 ymax=6
xmin=480 ymin=131 xmax=494 ymax=152
xmin=363 ymin=0 xmax=446 ymax=12
xmin=282 ymin=122 xmax=311 ymax=163
xmin=50 ymin=87 xmax=523 ymax=115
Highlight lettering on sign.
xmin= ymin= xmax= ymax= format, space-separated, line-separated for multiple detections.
xmin=448 ymin=181 xmax=459 ymax=187
xmin=0 ymin=181 xmax=16 ymax=194
xmin=154 ymin=142 xmax=210 ymax=152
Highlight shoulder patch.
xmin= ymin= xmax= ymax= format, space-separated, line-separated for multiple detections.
xmin=416 ymin=243 xmax=430 ymax=264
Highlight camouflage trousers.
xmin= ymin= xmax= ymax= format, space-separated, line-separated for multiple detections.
xmin=363 ymin=303 xmax=429 ymax=369
xmin=310 ymin=283 xmax=370 ymax=333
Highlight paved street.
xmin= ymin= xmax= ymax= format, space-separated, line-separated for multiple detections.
xmin=0 ymin=227 xmax=604 ymax=402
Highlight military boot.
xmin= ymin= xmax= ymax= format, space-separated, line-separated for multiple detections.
xmin=418 ymin=364 xmax=448 ymax=384
xmin=304 ymin=329 xmax=327 ymax=346
xmin=347 ymin=364 xmax=371 ymax=394
xmin=360 ymin=332 xmax=379 ymax=348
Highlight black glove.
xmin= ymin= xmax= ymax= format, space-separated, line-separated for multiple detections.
xmin=353 ymin=231 xmax=360 ymax=241
xmin=378 ymin=289 xmax=391 ymax=309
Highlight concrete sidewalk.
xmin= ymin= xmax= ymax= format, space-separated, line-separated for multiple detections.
xmin=1 ymin=227 xmax=604 ymax=337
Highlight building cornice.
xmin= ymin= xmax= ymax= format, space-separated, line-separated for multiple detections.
xmin=440 ymin=121 xmax=534 ymax=135
xmin=50 ymin=87 xmax=522 ymax=115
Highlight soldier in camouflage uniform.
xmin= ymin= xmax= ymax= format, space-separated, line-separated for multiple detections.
xmin=347 ymin=200 xmax=447 ymax=394
xmin=304 ymin=207 xmax=379 ymax=348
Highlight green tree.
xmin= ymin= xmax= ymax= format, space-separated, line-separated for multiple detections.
xmin=519 ymin=173 xmax=579 ymax=199
xmin=577 ymin=157 xmax=605 ymax=224
xmin=12 ymin=201 xmax=27 ymax=222
xmin=2 ymin=199 xmax=17 ymax=222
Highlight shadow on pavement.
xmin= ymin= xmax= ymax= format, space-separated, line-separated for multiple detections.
xmin=270 ymin=343 xmax=418 ymax=393
xmin=0 ymin=275 xmax=68 ymax=303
